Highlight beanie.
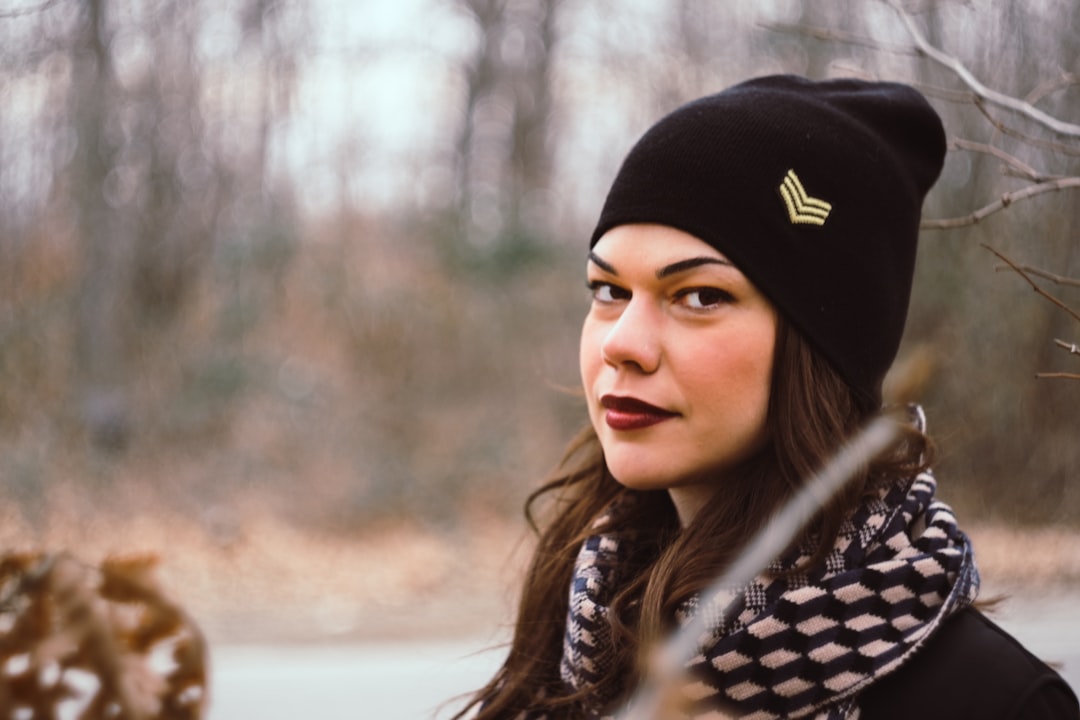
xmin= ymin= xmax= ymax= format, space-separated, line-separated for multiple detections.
xmin=590 ymin=75 xmax=947 ymax=406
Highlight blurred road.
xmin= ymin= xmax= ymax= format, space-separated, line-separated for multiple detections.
xmin=208 ymin=638 xmax=504 ymax=719
xmin=206 ymin=593 xmax=1079 ymax=720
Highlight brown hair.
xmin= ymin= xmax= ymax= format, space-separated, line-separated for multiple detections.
xmin=453 ymin=316 xmax=931 ymax=719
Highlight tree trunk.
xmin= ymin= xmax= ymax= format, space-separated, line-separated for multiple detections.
xmin=71 ymin=0 xmax=132 ymax=452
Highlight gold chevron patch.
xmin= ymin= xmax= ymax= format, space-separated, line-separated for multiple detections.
xmin=779 ymin=169 xmax=832 ymax=226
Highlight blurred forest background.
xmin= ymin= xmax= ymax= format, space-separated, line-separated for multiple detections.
xmin=0 ymin=0 xmax=1078 ymax=641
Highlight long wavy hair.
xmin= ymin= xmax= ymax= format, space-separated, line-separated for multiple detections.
xmin=453 ymin=315 xmax=931 ymax=719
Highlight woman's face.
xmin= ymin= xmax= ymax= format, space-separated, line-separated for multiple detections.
xmin=580 ymin=224 xmax=777 ymax=520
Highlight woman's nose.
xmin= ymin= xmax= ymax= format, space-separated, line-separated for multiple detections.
xmin=601 ymin=299 xmax=661 ymax=374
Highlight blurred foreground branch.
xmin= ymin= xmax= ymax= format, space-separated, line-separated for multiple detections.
xmin=617 ymin=414 xmax=905 ymax=719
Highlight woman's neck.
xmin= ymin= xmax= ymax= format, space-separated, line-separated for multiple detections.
xmin=667 ymin=484 xmax=722 ymax=527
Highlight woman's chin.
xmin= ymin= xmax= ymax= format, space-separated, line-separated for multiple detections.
xmin=605 ymin=462 xmax=693 ymax=493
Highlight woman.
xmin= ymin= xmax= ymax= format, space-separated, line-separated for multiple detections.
xmin=455 ymin=75 xmax=1079 ymax=719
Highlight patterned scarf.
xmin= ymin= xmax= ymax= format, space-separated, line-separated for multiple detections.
xmin=555 ymin=465 xmax=979 ymax=719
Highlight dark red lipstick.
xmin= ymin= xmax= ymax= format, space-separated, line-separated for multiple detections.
xmin=601 ymin=394 xmax=678 ymax=431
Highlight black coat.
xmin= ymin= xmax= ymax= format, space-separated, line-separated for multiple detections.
xmin=858 ymin=607 xmax=1079 ymax=718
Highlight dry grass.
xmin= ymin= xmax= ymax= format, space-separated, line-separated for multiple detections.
xmin=1 ymin=487 xmax=1076 ymax=650
xmin=967 ymin=523 xmax=1080 ymax=592
xmin=0 ymin=490 xmax=533 ymax=645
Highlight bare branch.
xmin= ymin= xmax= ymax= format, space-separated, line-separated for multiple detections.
xmin=1001 ymin=167 xmax=1068 ymax=183
xmin=885 ymin=0 xmax=1080 ymax=137
xmin=767 ymin=10 xmax=1080 ymax=148
xmin=911 ymin=83 xmax=978 ymax=105
xmin=922 ymin=177 xmax=1080 ymax=229
xmin=1036 ymin=372 xmax=1080 ymax=381
xmin=950 ymin=138 xmax=1041 ymax=180
xmin=982 ymin=245 xmax=1080 ymax=324
xmin=761 ymin=22 xmax=919 ymax=56
xmin=973 ymin=99 xmax=1080 ymax=158
xmin=1025 ymin=73 xmax=1080 ymax=106
xmin=1053 ymin=338 xmax=1080 ymax=356
xmin=994 ymin=266 xmax=1080 ymax=288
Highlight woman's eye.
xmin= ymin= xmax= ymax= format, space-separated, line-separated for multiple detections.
xmin=588 ymin=281 xmax=628 ymax=303
xmin=677 ymin=287 xmax=733 ymax=309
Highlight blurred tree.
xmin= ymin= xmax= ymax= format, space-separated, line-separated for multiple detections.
xmin=0 ymin=0 xmax=1076 ymax=529
xmin=0 ymin=0 xmax=305 ymax=454
xmin=451 ymin=0 xmax=559 ymax=262
xmin=69 ymin=0 xmax=133 ymax=452
xmin=130 ymin=0 xmax=218 ymax=325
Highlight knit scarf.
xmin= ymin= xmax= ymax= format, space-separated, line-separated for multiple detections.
xmin=555 ymin=466 xmax=980 ymax=719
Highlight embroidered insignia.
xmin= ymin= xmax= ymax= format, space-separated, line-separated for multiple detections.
xmin=779 ymin=169 xmax=832 ymax=226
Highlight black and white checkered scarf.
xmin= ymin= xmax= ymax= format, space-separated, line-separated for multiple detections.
xmin=555 ymin=465 xmax=979 ymax=719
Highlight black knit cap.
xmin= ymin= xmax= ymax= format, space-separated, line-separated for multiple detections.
xmin=590 ymin=74 xmax=947 ymax=407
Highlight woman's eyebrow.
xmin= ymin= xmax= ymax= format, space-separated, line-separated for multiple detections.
xmin=656 ymin=256 xmax=732 ymax=279
xmin=587 ymin=252 xmax=733 ymax=278
xmin=587 ymin=251 xmax=617 ymax=275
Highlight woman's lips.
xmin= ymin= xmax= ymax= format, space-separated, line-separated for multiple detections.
xmin=600 ymin=394 xmax=678 ymax=431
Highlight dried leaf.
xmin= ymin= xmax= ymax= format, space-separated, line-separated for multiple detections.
xmin=0 ymin=551 xmax=208 ymax=719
